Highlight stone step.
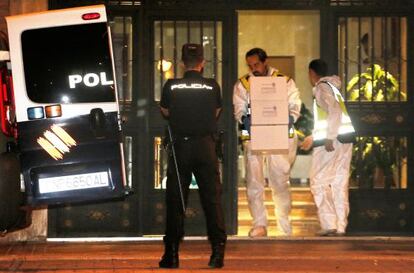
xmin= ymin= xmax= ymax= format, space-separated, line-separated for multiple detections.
xmin=238 ymin=202 xmax=317 ymax=217
xmin=238 ymin=216 xmax=320 ymax=228
xmin=238 ymin=200 xmax=316 ymax=208
xmin=238 ymin=214 xmax=319 ymax=222
xmin=237 ymin=186 xmax=320 ymax=237
xmin=237 ymin=187 xmax=315 ymax=203
xmin=237 ymin=219 xmax=320 ymax=237
xmin=237 ymin=225 xmax=320 ymax=237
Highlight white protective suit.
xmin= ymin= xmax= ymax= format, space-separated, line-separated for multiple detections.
xmin=233 ymin=67 xmax=301 ymax=235
xmin=310 ymin=75 xmax=353 ymax=234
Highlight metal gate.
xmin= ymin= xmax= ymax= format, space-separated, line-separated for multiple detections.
xmin=143 ymin=14 xmax=237 ymax=235
xmin=336 ymin=13 xmax=414 ymax=234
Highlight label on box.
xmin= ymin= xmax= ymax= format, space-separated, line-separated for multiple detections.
xmin=249 ymin=76 xmax=288 ymax=101
xmin=251 ymin=100 xmax=288 ymax=125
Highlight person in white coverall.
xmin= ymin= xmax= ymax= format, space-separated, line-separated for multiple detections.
xmin=233 ymin=48 xmax=301 ymax=237
xmin=301 ymin=59 xmax=355 ymax=236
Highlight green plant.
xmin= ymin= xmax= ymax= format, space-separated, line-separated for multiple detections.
xmin=346 ymin=64 xmax=406 ymax=101
xmin=347 ymin=64 xmax=407 ymax=189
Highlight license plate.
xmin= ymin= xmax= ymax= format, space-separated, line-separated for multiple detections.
xmin=38 ymin=171 xmax=109 ymax=194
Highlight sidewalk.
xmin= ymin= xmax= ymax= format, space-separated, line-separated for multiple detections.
xmin=1 ymin=237 xmax=414 ymax=272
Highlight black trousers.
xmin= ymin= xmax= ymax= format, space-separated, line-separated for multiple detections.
xmin=164 ymin=135 xmax=226 ymax=245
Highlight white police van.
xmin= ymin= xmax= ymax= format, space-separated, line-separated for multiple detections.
xmin=1 ymin=5 xmax=127 ymax=207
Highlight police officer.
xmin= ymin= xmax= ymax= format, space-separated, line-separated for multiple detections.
xmin=233 ymin=48 xmax=301 ymax=237
xmin=159 ymin=43 xmax=226 ymax=268
xmin=301 ymin=59 xmax=355 ymax=236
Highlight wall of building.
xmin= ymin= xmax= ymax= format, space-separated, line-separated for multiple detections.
xmin=9 ymin=0 xmax=48 ymax=16
xmin=0 ymin=0 xmax=8 ymax=33
xmin=238 ymin=10 xmax=320 ymax=109
xmin=1 ymin=0 xmax=48 ymax=34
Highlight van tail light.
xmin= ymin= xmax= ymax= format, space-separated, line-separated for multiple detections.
xmin=82 ymin=13 xmax=100 ymax=20
xmin=45 ymin=104 xmax=62 ymax=118
xmin=0 ymin=65 xmax=17 ymax=138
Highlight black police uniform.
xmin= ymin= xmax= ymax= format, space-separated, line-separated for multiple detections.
xmin=160 ymin=70 xmax=226 ymax=245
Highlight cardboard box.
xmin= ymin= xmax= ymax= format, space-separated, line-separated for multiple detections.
xmin=249 ymin=76 xmax=287 ymax=101
xmin=250 ymin=99 xmax=289 ymax=125
xmin=250 ymin=125 xmax=289 ymax=154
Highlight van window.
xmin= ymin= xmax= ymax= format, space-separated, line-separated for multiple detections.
xmin=21 ymin=23 xmax=116 ymax=103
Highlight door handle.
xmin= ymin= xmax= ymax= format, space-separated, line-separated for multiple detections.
xmin=89 ymin=108 xmax=106 ymax=138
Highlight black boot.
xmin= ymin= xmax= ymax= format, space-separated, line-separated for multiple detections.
xmin=159 ymin=242 xmax=179 ymax=268
xmin=208 ymin=242 xmax=225 ymax=268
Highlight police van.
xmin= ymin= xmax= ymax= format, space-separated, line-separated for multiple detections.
xmin=0 ymin=5 xmax=128 ymax=208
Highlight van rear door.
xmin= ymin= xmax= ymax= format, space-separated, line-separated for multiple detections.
xmin=6 ymin=5 xmax=127 ymax=205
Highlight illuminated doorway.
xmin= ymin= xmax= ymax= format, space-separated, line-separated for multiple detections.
xmin=236 ymin=10 xmax=320 ymax=236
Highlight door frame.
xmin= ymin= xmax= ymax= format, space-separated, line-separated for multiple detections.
xmin=140 ymin=9 xmax=239 ymax=235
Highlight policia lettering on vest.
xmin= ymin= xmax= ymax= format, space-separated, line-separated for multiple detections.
xmin=159 ymin=43 xmax=226 ymax=269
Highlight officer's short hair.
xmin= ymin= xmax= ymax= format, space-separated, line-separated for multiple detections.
xmin=182 ymin=43 xmax=203 ymax=68
xmin=245 ymin=48 xmax=267 ymax=62
xmin=309 ymin=59 xmax=328 ymax=77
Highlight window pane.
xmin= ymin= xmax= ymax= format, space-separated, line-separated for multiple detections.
xmin=124 ymin=136 xmax=133 ymax=189
xmin=202 ymin=21 xmax=223 ymax=81
xmin=338 ymin=17 xmax=407 ymax=102
xmin=153 ymin=21 xmax=175 ymax=102
xmin=22 ymin=23 xmax=115 ymax=103
xmin=189 ymin=21 xmax=201 ymax=44
xmin=162 ymin=21 xmax=175 ymax=64
xmin=154 ymin=21 xmax=161 ymax=61
xmin=216 ymin=22 xmax=223 ymax=86
xmin=154 ymin=137 xmax=167 ymax=189
xmin=153 ymin=136 xmax=199 ymax=189
xmin=153 ymin=20 xmax=222 ymax=101
xmin=109 ymin=16 xmax=133 ymax=103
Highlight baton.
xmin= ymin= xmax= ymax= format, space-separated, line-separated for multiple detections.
xmin=167 ymin=125 xmax=186 ymax=214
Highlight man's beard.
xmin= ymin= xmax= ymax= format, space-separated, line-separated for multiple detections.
xmin=252 ymin=68 xmax=267 ymax=77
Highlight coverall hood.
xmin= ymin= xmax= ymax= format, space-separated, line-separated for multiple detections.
xmin=315 ymin=75 xmax=342 ymax=93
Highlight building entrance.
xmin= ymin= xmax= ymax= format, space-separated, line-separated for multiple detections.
xmin=235 ymin=10 xmax=321 ymax=237
xmin=44 ymin=2 xmax=414 ymax=238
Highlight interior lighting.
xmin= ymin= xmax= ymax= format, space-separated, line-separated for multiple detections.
xmin=157 ymin=60 xmax=172 ymax=72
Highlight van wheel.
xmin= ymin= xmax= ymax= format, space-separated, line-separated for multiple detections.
xmin=0 ymin=150 xmax=29 ymax=234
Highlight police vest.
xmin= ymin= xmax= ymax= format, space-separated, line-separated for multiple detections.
xmin=312 ymin=81 xmax=356 ymax=147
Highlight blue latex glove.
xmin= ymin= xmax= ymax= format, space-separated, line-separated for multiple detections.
xmin=242 ymin=115 xmax=251 ymax=135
